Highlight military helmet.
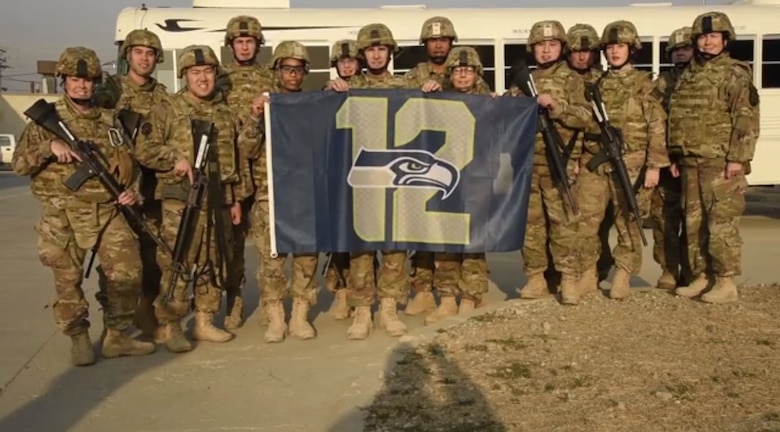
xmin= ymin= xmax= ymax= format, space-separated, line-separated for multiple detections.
xmin=330 ymin=39 xmax=358 ymax=66
xmin=356 ymin=23 xmax=399 ymax=55
xmin=120 ymin=29 xmax=164 ymax=63
xmin=567 ymin=23 xmax=600 ymax=52
xmin=691 ymin=11 xmax=736 ymax=41
xmin=224 ymin=15 xmax=264 ymax=46
xmin=601 ymin=20 xmax=642 ymax=50
xmin=667 ymin=26 xmax=693 ymax=53
xmin=419 ymin=16 xmax=458 ymax=43
xmin=527 ymin=20 xmax=567 ymax=53
xmin=445 ymin=46 xmax=483 ymax=76
xmin=56 ymin=47 xmax=102 ymax=79
xmin=272 ymin=41 xmax=310 ymax=71
xmin=176 ymin=45 xmax=220 ymax=78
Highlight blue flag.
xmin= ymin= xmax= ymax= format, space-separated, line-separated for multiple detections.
xmin=266 ymin=89 xmax=537 ymax=255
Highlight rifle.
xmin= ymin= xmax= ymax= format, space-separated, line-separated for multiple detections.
xmin=117 ymin=108 xmax=142 ymax=142
xmin=161 ymin=119 xmax=214 ymax=304
xmin=23 ymin=99 xmax=173 ymax=277
xmin=584 ymin=84 xmax=648 ymax=246
xmin=511 ymin=60 xmax=579 ymax=216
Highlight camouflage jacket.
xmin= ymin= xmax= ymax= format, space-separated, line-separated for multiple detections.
xmin=597 ymin=64 xmax=669 ymax=170
xmin=404 ymin=61 xmax=491 ymax=92
xmin=503 ymin=61 xmax=592 ymax=166
xmin=349 ymin=71 xmax=411 ymax=89
xmin=567 ymin=65 xmax=605 ymax=155
xmin=668 ymin=54 xmax=759 ymax=163
xmin=13 ymin=97 xmax=140 ymax=205
xmin=93 ymin=73 xmax=169 ymax=116
xmin=135 ymin=91 xmax=255 ymax=205
xmin=655 ymin=67 xmax=685 ymax=113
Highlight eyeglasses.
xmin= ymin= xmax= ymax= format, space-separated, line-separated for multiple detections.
xmin=280 ymin=65 xmax=305 ymax=75
xmin=452 ymin=67 xmax=476 ymax=75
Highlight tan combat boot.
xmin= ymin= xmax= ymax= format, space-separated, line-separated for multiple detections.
xmin=609 ymin=268 xmax=631 ymax=300
xmin=378 ymin=297 xmax=407 ymax=337
xmin=70 ymin=332 xmax=96 ymax=367
xmin=162 ymin=321 xmax=193 ymax=353
xmin=258 ymin=298 xmax=270 ymax=326
xmin=577 ymin=265 xmax=599 ymax=296
xmin=517 ymin=274 xmax=549 ymax=299
xmin=560 ymin=273 xmax=581 ymax=305
xmin=101 ymin=329 xmax=156 ymax=359
xmin=224 ymin=296 xmax=244 ymax=331
xmin=656 ymin=269 xmax=679 ymax=290
xmin=701 ymin=277 xmax=739 ymax=304
xmin=263 ymin=300 xmax=287 ymax=343
xmin=347 ymin=306 xmax=374 ymax=340
xmin=327 ymin=289 xmax=351 ymax=320
xmin=404 ymin=291 xmax=437 ymax=316
xmin=193 ymin=311 xmax=234 ymax=343
xmin=289 ymin=298 xmax=316 ymax=339
xmin=424 ymin=296 xmax=458 ymax=325
xmin=675 ymin=274 xmax=709 ymax=298
xmin=135 ymin=296 xmax=159 ymax=339
xmin=459 ymin=298 xmax=477 ymax=314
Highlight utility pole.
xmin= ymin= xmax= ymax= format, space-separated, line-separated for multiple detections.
xmin=0 ymin=47 xmax=10 ymax=92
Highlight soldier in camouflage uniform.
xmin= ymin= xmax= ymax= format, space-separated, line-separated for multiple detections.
xmin=564 ymin=23 xmax=616 ymax=296
xmin=404 ymin=17 xmax=491 ymax=315
xmin=12 ymin=47 xmax=155 ymax=366
xmin=504 ymin=21 xmax=592 ymax=303
xmin=418 ymin=46 xmax=491 ymax=324
xmin=576 ymin=21 xmax=670 ymax=300
xmin=93 ymin=29 xmax=169 ymax=340
xmin=322 ymin=39 xmax=360 ymax=321
xmin=253 ymin=41 xmax=321 ymax=343
xmin=328 ymin=23 xmax=415 ymax=340
xmin=217 ymin=15 xmax=275 ymax=330
xmin=136 ymin=45 xmax=253 ymax=352
xmin=652 ymin=26 xmax=695 ymax=291
xmin=669 ymin=12 xmax=759 ymax=303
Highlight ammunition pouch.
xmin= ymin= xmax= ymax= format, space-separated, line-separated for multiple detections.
xmin=160 ymin=182 xmax=191 ymax=202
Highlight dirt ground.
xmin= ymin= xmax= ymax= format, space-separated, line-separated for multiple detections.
xmin=364 ymin=284 xmax=780 ymax=432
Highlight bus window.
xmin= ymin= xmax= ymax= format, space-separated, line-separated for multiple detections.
xmin=115 ymin=42 xmax=129 ymax=75
xmin=633 ymin=40 xmax=653 ymax=72
xmin=153 ymin=49 xmax=176 ymax=92
xmin=503 ymin=44 xmax=535 ymax=90
xmin=219 ymin=46 xmax=273 ymax=66
xmin=762 ymin=35 xmax=780 ymax=88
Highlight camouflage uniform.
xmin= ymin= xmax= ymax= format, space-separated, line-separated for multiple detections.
xmin=504 ymin=21 xmax=592 ymax=302
xmin=341 ymin=23 xmax=415 ymax=340
xmin=669 ymin=12 xmax=759 ymax=303
xmin=404 ymin=17 xmax=490 ymax=315
xmin=323 ymin=39 xmax=359 ymax=320
xmin=12 ymin=47 xmax=155 ymax=366
xmin=565 ymin=24 xmax=615 ymax=296
xmin=217 ymin=16 xmax=275 ymax=330
xmin=578 ymin=21 xmax=670 ymax=300
xmin=652 ymin=26 xmax=694 ymax=290
xmin=251 ymin=41 xmax=321 ymax=343
xmin=136 ymin=45 xmax=253 ymax=352
xmin=421 ymin=46 xmax=491 ymax=325
xmin=93 ymin=29 xmax=169 ymax=338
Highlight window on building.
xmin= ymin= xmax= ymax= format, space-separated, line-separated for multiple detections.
xmin=762 ymin=35 xmax=780 ymax=88
xmin=633 ymin=40 xmax=654 ymax=72
xmin=503 ymin=43 xmax=536 ymax=90
xmin=392 ymin=44 xmax=428 ymax=75
xmin=301 ymin=45 xmax=331 ymax=91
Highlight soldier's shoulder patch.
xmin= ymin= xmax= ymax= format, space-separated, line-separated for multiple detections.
xmin=649 ymin=86 xmax=664 ymax=101
xmin=749 ymin=83 xmax=759 ymax=106
xmin=141 ymin=122 xmax=153 ymax=136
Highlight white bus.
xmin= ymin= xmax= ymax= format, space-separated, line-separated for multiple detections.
xmin=114 ymin=0 xmax=780 ymax=185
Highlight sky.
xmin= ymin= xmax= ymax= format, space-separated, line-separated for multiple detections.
xmin=0 ymin=0 xmax=734 ymax=91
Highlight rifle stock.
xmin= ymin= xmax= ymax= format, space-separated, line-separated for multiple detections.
xmin=23 ymin=98 xmax=174 ymax=277
xmin=584 ymin=84 xmax=648 ymax=247
xmin=162 ymin=119 xmax=214 ymax=304
xmin=511 ymin=60 xmax=579 ymax=216
xmin=117 ymin=108 xmax=142 ymax=142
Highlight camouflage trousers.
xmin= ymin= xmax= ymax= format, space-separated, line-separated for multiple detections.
xmin=324 ymin=252 xmax=350 ymax=293
xmin=522 ymin=168 xmax=580 ymax=276
xmin=410 ymin=252 xmax=488 ymax=300
xmin=410 ymin=251 xmax=434 ymax=294
xmin=40 ymin=201 xmax=142 ymax=335
xmin=348 ymin=250 xmax=408 ymax=307
xmin=225 ymin=198 xmax=252 ymax=303
xmin=682 ymin=159 xmax=747 ymax=277
xmin=139 ymin=200 xmax=162 ymax=299
xmin=577 ymin=164 xmax=652 ymax=274
xmin=252 ymin=200 xmax=318 ymax=305
xmin=155 ymin=200 xmax=230 ymax=322
xmin=651 ymin=168 xmax=692 ymax=281
xmin=597 ymin=202 xmax=616 ymax=281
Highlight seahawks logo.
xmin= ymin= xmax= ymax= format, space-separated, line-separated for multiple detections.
xmin=347 ymin=147 xmax=460 ymax=199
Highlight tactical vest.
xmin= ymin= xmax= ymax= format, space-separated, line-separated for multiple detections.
xmin=668 ymin=55 xmax=743 ymax=160
xmin=530 ymin=62 xmax=583 ymax=166
xmin=219 ymin=65 xmax=274 ymax=121
xmin=599 ymin=67 xmax=656 ymax=155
